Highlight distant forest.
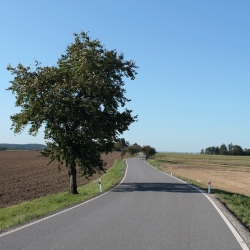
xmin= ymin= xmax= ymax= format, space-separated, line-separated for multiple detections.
xmin=200 ymin=143 xmax=250 ymax=156
xmin=0 ymin=144 xmax=46 ymax=151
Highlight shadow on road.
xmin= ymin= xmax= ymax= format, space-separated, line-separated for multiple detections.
xmin=112 ymin=182 xmax=201 ymax=193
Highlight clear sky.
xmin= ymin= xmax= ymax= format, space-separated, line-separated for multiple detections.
xmin=1 ymin=0 xmax=250 ymax=152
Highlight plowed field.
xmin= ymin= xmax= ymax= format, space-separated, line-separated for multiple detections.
xmin=0 ymin=151 xmax=123 ymax=208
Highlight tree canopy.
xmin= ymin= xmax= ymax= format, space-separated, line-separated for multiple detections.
xmin=126 ymin=143 xmax=142 ymax=156
xmin=142 ymin=145 xmax=156 ymax=160
xmin=7 ymin=31 xmax=138 ymax=193
xmin=113 ymin=138 xmax=128 ymax=151
xmin=219 ymin=144 xmax=228 ymax=155
xmin=201 ymin=143 xmax=249 ymax=156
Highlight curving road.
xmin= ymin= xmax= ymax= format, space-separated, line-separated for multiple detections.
xmin=0 ymin=158 xmax=247 ymax=249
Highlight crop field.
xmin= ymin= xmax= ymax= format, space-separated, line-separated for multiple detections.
xmin=150 ymin=153 xmax=250 ymax=197
xmin=0 ymin=150 xmax=123 ymax=208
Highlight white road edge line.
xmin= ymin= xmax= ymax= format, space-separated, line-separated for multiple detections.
xmin=146 ymin=161 xmax=249 ymax=250
xmin=0 ymin=160 xmax=129 ymax=238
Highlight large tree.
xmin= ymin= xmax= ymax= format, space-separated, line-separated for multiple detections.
xmin=228 ymin=142 xmax=234 ymax=155
xmin=232 ymin=145 xmax=244 ymax=155
xmin=113 ymin=138 xmax=127 ymax=151
xmin=7 ymin=31 xmax=138 ymax=194
xmin=142 ymin=145 xmax=156 ymax=160
xmin=205 ymin=146 xmax=216 ymax=155
xmin=126 ymin=143 xmax=142 ymax=156
xmin=219 ymin=144 xmax=228 ymax=155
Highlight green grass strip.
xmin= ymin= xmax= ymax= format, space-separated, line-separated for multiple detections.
xmin=214 ymin=189 xmax=250 ymax=228
xmin=0 ymin=159 xmax=125 ymax=231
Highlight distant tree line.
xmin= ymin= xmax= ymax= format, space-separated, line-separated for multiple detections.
xmin=113 ymin=138 xmax=129 ymax=151
xmin=0 ymin=146 xmax=7 ymax=151
xmin=113 ymin=138 xmax=156 ymax=159
xmin=200 ymin=143 xmax=250 ymax=156
xmin=0 ymin=144 xmax=46 ymax=151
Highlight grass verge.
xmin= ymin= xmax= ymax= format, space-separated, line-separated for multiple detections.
xmin=148 ymin=158 xmax=250 ymax=229
xmin=214 ymin=189 xmax=250 ymax=228
xmin=0 ymin=159 xmax=125 ymax=231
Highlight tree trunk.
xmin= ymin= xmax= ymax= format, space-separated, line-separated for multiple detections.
xmin=68 ymin=166 xmax=78 ymax=194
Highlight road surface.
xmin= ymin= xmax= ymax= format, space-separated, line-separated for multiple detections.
xmin=0 ymin=158 xmax=247 ymax=249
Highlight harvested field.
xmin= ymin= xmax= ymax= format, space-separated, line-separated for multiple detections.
xmin=153 ymin=153 xmax=250 ymax=197
xmin=0 ymin=150 xmax=124 ymax=208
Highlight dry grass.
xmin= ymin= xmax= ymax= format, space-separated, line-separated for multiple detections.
xmin=151 ymin=153 xmax=250 ymax=197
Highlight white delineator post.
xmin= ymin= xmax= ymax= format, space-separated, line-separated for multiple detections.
xmin=98 ymin=178 xmax=102 ymax=193
xmin=208 ymin=180 xmax=211 ymax=193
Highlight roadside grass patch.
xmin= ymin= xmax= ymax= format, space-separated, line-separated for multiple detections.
xmin=214 ymin=190 xmax=250 ymax=228
xmin=0 ymin=159 xmax=125 ymax=231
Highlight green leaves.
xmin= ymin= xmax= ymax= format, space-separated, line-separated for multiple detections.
xmin=142 ymin=145 xmax=157 ymax=160
xmin=7 ymin=31 xmax=138 ymax=182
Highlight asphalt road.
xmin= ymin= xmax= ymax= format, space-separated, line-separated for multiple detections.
xmin=0 ymin=158 xmax=246 ymax=250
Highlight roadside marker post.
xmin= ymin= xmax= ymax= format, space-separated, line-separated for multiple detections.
xmin=208 ymin=180 xmax=211 ymax=193
xmin=98 ymin=178 xmax=102 ymax=193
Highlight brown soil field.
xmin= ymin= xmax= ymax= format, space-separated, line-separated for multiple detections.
xmin=0 ymin=150 xmax=124 ymax=208
xmin=155 ymin=154 xmax=250 ymax=197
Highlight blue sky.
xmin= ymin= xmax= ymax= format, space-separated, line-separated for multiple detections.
xmin=1 ymin=0 xmax=250 ymax=152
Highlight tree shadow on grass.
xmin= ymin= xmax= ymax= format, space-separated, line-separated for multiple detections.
xmin=112 ymin=182 xmax=201 ymax=193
